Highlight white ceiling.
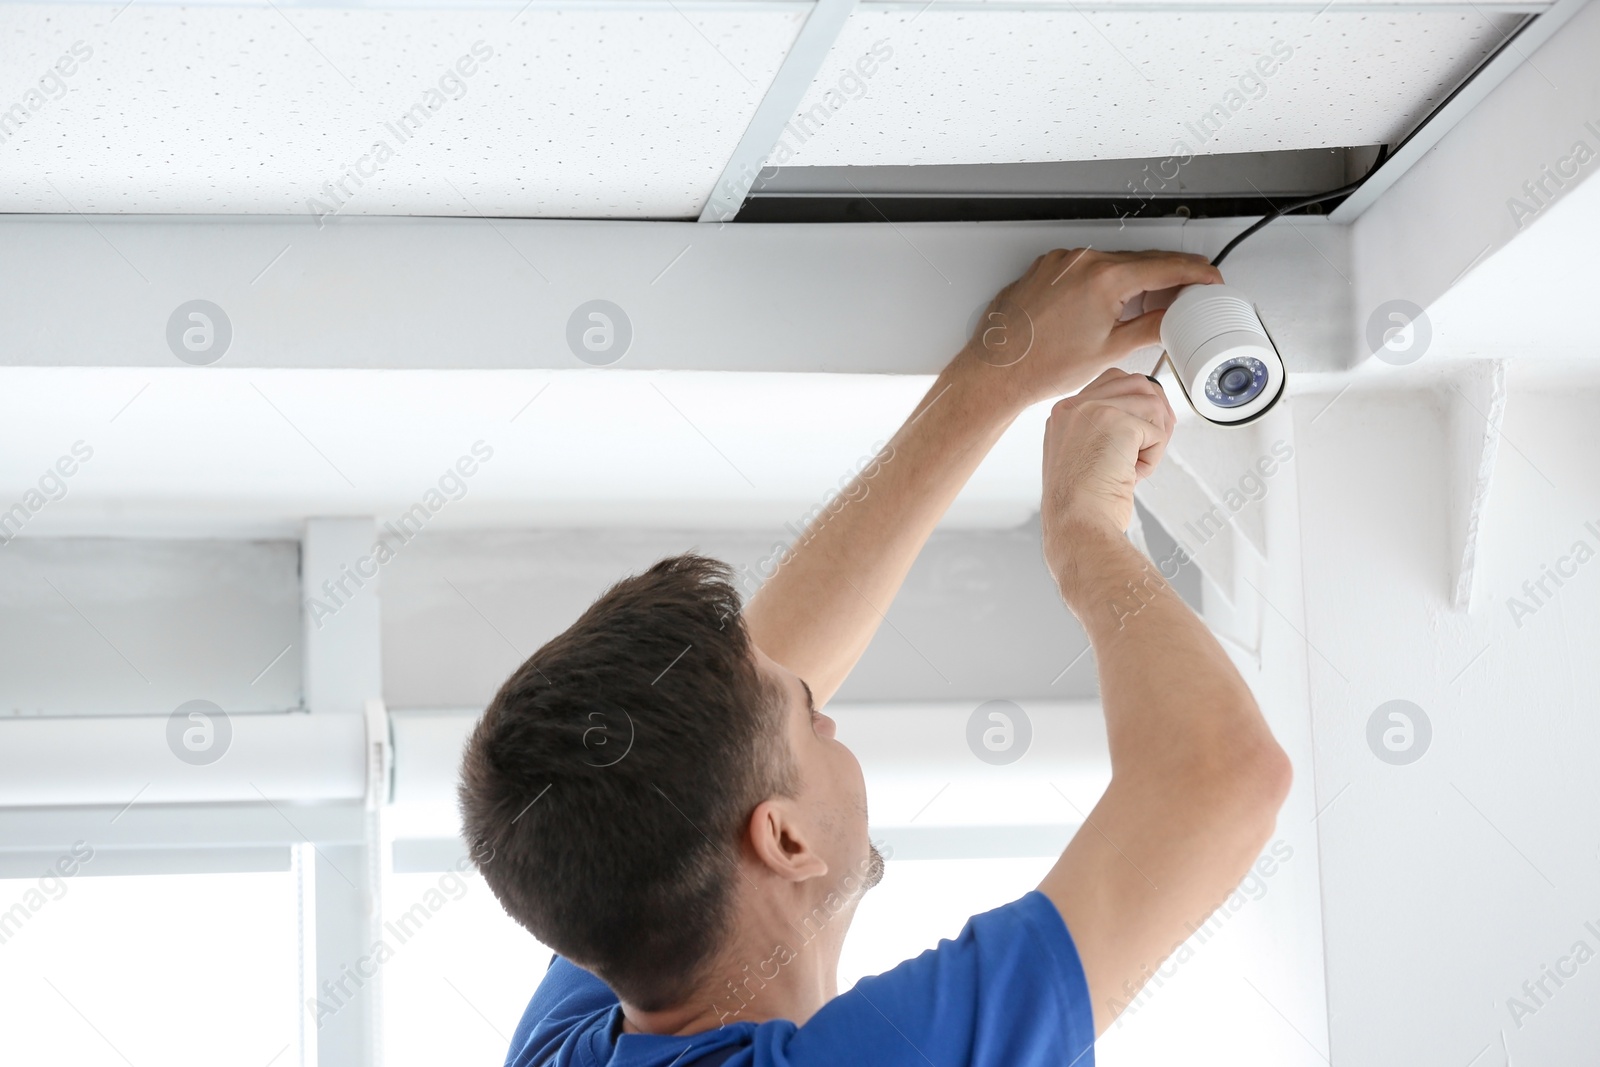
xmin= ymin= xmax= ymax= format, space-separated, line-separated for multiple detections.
xmin=776 ymin=7 xmax=1519 ymax=166
xmin=0 ymin=0 xmax=1527 ymax=217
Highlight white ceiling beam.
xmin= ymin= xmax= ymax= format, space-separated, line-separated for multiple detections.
xmin=1347 ymin=0 xmax=1600 ymax=367
xmin=0 ymin=845 xmax=291 ymax=878
xmin=0 ymin=215 xmax=1351 ymax=372
xmin=699 ymin=0 xmax=859 ymax=222
xmin=0 ymin=712 xmax=366 ymax=808
xmin=0 ymin=801 xmax=366 ymax=853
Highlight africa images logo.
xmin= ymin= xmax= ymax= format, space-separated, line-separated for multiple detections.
xmin=1365 ymin=700 xmax=1430 ymax=766
xmin=966 ymin=700 xmax=1032 ymax=766
xmin=166 ymin=700 xmax=232 ymax=766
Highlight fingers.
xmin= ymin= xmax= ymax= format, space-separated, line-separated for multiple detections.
xmin=1073 ymin=368 xmax=1173 ymax=411
xmin=1153 ymin=372 xmax=1176 ymax=425
xmin=1103 ymin=395 xmax=1174 ymax=441
xmin=1051 ymin=400 xmax=1173 ymax=462
xmin=1107 ymin=308 xmax=1166 ymax=354
xmin=1050 ymin=372 xmax=1176 ymax=475
xmin=1070 ymin=377 xmax=1174 ymax=442
xmin=991 ymin=249 xmax=1215 ymax=408
xmin=1034 ymin=248 xmax=1220 ymax=304
xmin=1065 ymin=365 xmax=1143 ymax=400
xmin=1095 ymin=403 xmax=1170 ymax=478
xmin=1041 ymin=247 xmax=1096 ymax=284
xmin=1096 ymin=250 xmax=1222 ymax=303
xmin=1133 ymin=415 xmax=1171 ymax=477
xmin=1035 ymin=247 xmax=1217 ymax=281
xmin=1040 ymin=365 xmax=1177 ymax=534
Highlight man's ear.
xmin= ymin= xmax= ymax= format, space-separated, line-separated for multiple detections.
xmin=746 ymin=798 xmax=830 ymax=883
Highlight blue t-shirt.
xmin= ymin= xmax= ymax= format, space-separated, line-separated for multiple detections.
xmin=504 ymin=889 xmax=1095 ymax=1067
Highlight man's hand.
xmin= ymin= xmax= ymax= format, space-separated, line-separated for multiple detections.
xmin=1040 ymin=370 xmax=1175 ymax=587
xmin=963 ymin=248 xmax=1220 ymax=410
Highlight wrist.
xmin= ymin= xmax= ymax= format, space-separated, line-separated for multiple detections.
xmin=1046 ymin=517 xmax=1140 ymax=608
xmin=946 ymin=342 xmax=1042 ymax=418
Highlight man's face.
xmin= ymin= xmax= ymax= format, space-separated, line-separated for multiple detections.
xmin=753 ymin=645 xmax=884 ymax=896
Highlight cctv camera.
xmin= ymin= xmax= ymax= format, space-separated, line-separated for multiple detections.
xmin=1158 ymin=283 xmax=1285 ymax=426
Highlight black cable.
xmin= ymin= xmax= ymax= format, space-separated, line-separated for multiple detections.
xmin=1210 ymin=145 xmax=1390 ymax=266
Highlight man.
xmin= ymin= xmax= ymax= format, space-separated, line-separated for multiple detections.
xmin=459 ymin=248 xmax=1293 ymax=1066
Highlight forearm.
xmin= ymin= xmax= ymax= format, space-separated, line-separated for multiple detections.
xmin=1054 ymin=522 xmax=1283 ymax=788
xmin=743 ymin=351 xmax=1023 ymax=706
xmin=1041 ymin=521 xmax=1290 ymax=1034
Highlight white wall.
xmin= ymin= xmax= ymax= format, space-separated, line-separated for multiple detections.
xmin=1294 ymin=376 xmax=1600 ymax=1063
xmin=0 ymin=538 xmax=300 ymax=716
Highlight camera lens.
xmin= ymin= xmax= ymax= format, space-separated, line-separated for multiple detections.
xmin=1204 ymin=356 xmax=1268 ymax=408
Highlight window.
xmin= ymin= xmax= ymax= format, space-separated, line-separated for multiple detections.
xmin=0 ymin=869 xmax=301 ymax=1067
xmin=381 ymin=868 xmax=552 ymax=1067
xmin=840 ymin=855 xmax=1057 ymax=990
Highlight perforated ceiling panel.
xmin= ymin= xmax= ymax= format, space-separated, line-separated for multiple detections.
xmin=0 ymin=2 xmax=805 ymax=216
xmin=769 ymin=8 xmax=1523 ymax=167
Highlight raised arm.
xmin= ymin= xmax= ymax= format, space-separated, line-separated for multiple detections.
xmin=1033 ymin=368 xmax=1293 ymax=1035
xmin=742 ymin=248 xmax=1224 ymax=707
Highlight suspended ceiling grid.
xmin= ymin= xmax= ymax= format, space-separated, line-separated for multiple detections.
xmin=0 ymin=0 xmax=1540 ymax=217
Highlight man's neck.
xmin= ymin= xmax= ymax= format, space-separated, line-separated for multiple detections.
xmin=620 ymin=895 xmax=856 ymax=1036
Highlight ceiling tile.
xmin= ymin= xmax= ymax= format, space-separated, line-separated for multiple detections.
xmin=0 ymin=2 xmax=806 ymax=217
xmin=769 ymin=8 xmax=1522 ymax=167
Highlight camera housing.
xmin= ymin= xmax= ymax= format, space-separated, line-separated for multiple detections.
xmin=1159 ymin=283 xmax=1285 ymax=425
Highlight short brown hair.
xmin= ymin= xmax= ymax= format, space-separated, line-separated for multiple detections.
xmin=458 ymin=553 xmax=794 ymax=1009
